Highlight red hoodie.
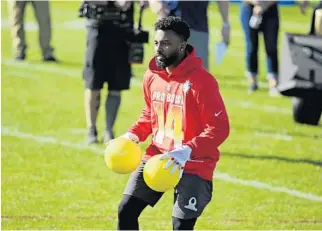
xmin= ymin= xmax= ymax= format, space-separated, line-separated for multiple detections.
xmin=128 ymin=45 xmax=230 ymax=181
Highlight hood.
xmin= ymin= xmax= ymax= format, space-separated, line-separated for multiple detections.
xmin=148 ymin=45 xmax=203 ymax=79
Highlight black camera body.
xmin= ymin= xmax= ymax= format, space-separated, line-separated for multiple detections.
xmin=128 ymin=28 xmax=149 ymax=64
xmin=128 ymin=5 xmax=149 ymax=63
xmin=129 ymin=43 xmax=145 ymax=64
xmin=79 ymin=2 xmax=122 ymax=20
xmin=131 ymin=28 xmax=149 ymax=44
xmin=79 ymin=2 xmax=149 ymax=43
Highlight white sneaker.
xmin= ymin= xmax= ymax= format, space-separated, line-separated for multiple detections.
xmin=103 ymin=130 xmax=114 ymax=144
xmin=269 ymin=87 xmax=280 ymax=97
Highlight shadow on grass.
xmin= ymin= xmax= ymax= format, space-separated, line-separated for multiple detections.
xmin=222 ymin=152 xmax=322 ymax=167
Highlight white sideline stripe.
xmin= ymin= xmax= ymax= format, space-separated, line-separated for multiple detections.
xmin=1 ymin=127 xmax=103 ymax=155
xmin=255 ymin=131 xmax=293 ymax=141
xmin=2 ymin=59 xmax=80 ymax=78
xmin=234 ymin=101 xmax=291 ymax=115
xmin=219 ymin=79 xmax=269 ymax=89
xmin=3 ymin=70 xmax=40 ymax=81
xmin=2 ymin=58 xmax=291 ymax=115
xmin=70 ymin=128 xmax=88 ymax=134
xmin=1 ymin=57 xmax=251 ymax=84
xmin=1 ymin=20 xmax=39 ymax=31
xmin=1 ymin=57 xmax=269 ymax=90
xmin=1 ymin=58 xmax=142 ymax=87
xmin=2 ymin=127 xmax=322 ymax=202
xmin=214 ymin=173 xmax=322 ymax=202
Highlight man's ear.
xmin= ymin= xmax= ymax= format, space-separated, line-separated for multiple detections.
xmin=180 ymin=41 xmax=187 ymax=51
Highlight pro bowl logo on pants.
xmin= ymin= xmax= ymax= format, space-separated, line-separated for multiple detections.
xmin=184 ymin=197 xmax=198 ymax=212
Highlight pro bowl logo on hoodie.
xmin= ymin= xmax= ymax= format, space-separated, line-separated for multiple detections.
xmin=183 ymin=80 xmax=192 ymax=93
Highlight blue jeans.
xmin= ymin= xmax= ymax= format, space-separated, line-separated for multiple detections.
xmin=240 ymin=3 xmax=279 ymax=79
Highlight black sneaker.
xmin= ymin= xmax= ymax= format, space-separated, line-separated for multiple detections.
xmin=248 ymin=82 xmax=258 ymax=93
xmin=43 ymin=55 xmax=57 ymax=62
xmin=15 ymin=53 xmax=26 ymax=61
xmin=87 ymin=127 xmax=98 ymax=144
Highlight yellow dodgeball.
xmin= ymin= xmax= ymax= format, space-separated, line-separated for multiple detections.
xmin=104 ymin=137 xmax=142 ymax=174
xmin=143 ymin=154 xmax=181 ymax=192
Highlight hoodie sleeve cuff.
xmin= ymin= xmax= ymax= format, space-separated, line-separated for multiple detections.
xmin=123 ymin=132 xmax=140 ymax=144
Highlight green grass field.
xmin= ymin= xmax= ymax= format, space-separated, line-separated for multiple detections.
xmin=1 ymin=1 xmax=322 ymax=230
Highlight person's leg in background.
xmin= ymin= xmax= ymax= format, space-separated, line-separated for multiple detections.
xmin=314 ymin=9 xmax=322 ymax=35
xmin=104 ymin=90 xmax=121 ymax=142
xmin=83 ymin=26 xmax=104 ymax=144
xmin=7 ymin=0 xmax=27 ymax=60
xmin=103 ymin=39 xmax=132 ymax=143
xmin=240 ymin=3 xmax=259 ymax=92
xmin=310 ymin=2 xmax=322 ymax=34
xmin=84 ymin=89 xmax=101 ymax=144
xmin=31 ymin=0 xmax=56 ymax=61
xmin=188 ymin=29 xmax=209 ymax=70
xmin=262 ymin=4 xmax=279 ymax=96
xmin=310 ymin=6 xmax=317 ymax=34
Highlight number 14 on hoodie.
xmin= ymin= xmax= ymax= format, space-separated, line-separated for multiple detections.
xmin=153 ymin=101 xmax=184 ymax=147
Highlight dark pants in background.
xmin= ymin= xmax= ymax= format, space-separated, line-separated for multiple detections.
xmin=240 ymin=3 xmax=279 ymax=80
xmin=83 ymin=25 xmax=132 ymax=91
xmin=7 ymin=0 xmax=54 ymax=58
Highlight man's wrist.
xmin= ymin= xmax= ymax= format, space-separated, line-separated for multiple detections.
xmin=255 ymin=4 xmax=265 ymax=14
xmin=123 ymin=132 xmax=140 ymax=144
xmin=182 ymin=144 xmax=192 ymax=154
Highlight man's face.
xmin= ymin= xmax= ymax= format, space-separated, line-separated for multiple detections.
xmin=154 ymin=30 xmax=183 ymax=68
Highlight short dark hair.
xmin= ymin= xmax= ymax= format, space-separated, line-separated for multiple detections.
xmin=154 ymin=16 xmax=190 ymax=41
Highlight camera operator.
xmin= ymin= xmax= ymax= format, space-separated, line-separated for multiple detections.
xmin=79 ymin=0 xmax=136 ymax=144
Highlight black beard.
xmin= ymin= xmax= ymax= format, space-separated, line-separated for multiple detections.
xmin=155 ymin=53 xmax=179 ymax=69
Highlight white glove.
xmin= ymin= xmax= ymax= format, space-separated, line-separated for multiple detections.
xmin=249 ymin=14 xmax=262 ymax=29
xmin=122 ymin=132 xmax=140 ymax=144
xmin=159 ymin=145 xmax=192 ymax=178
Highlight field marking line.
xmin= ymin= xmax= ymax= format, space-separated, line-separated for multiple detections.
xmin=233 ymin=101 xmax=291 ymax=115
xmin=0 ymin=55 xmax=270 ymax=89
xmin=2 ymin=127 xmax=322 ymax=202
xmin=1 ymin=127 xmax=102 ymax=155
xmin=3 ymin=70 xmax=40 ymax=81
xmin=255 ymin=131 xmax=293 ymax=141
xmin=1 ymin=214 xmax=322 ymax=224
xmin=214 ymin=173 xmax=322 ymax=202
xmin=2 ymin=58 xmax=293 ymax=116
xmin=1 ymin=58 xmax=143 ymax=87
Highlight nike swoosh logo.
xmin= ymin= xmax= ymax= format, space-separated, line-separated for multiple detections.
xmin=215 ymin=111 xmax=222 ymax=117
